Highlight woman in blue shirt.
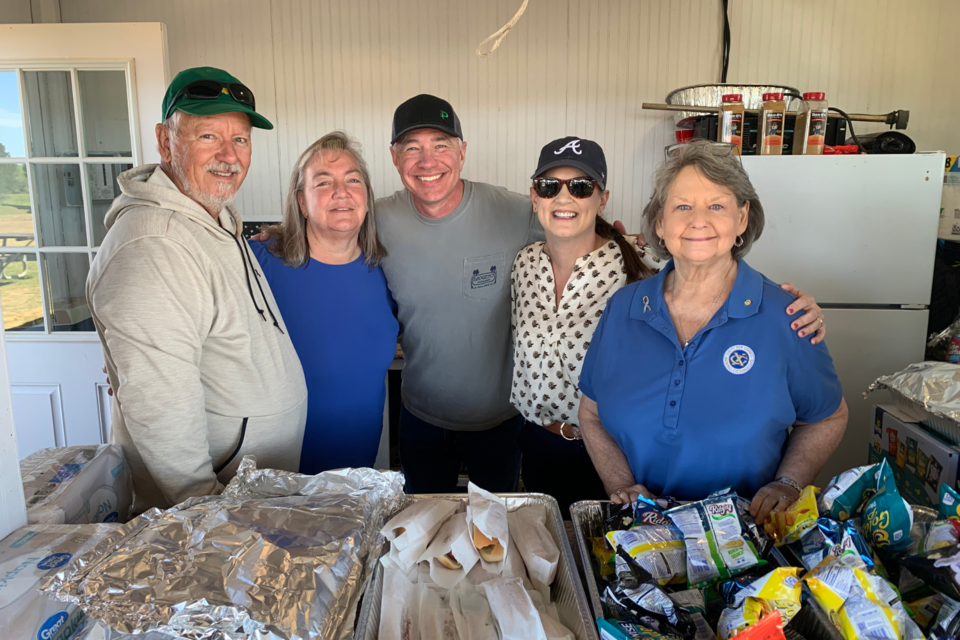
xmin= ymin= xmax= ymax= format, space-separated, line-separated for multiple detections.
xmin=250 ymin=131 xmax=398 ymax=474
xmin=578 ymin=140 xmax=848 ymax=524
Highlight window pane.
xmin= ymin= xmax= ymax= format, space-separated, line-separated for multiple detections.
xmin=24 ymin=71 xmax=78 ymax=158
xmin=78 ymin=71 xmax=132 ymax=157
xmin=0 ymin=251 xmax=42 ymax=331
xmin=41 ymin=252 xmax=91 ymax=332
xmin=0 ymin=71 xmax=25 ymax=158
xmin=90 ymin=162 xmax=131 ymax=245
xmin=32 ymin=163 xmax=86 ymax=246
xmin=0 ymin=163 xmax=34 ymax=247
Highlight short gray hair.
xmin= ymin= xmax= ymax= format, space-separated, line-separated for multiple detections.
xmin=264 ymin=131 xmax=385 ymax=268
xmin=162 ymin=110 xmax=183 ymax=138
xmin=641 ymin=140 xmax=765 ymax=261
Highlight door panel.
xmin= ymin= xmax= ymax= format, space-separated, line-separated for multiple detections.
xmin=816 ymin=308 xmax=928 ymax=485
xmin=11 ymin=383 xmax=63 ymax=458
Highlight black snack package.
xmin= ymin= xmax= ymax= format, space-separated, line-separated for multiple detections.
xmin=605 ymin=502 xmax=636 ymax=532
xmin=901 ymin=544 xmax=960 ymax=602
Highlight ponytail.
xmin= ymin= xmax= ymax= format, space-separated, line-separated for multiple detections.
xmin=595 ymin=217 xmax=656 ymax=284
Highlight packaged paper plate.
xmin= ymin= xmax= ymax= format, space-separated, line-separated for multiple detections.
xmin=21 ymin=445 xmax=133 ymax=525
xmin=0 ymin=523 xmax=119 ymax=640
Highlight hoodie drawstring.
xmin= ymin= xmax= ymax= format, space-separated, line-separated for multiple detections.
xmin=231 ymin=234 xmax=285 ymax=335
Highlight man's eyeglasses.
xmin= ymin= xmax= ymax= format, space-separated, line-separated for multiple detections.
xmin=532 ymin=177 xmax=599 ymax=199
xmin=163 ymin=80 xmax=256 ymax=122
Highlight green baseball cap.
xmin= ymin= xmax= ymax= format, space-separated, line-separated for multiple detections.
xmin=161 ymin=66 xmax=273 ymax=130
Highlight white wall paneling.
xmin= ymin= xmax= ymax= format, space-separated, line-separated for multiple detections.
xmin=96 ymin=382 xmax=111 ymax=443
xmin=55 ymin=0 xmax=960 ymax=232
xmin=11 ymin=383 xmax=64 ymax=457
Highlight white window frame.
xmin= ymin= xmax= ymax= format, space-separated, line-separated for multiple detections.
xmin=0 ymin=59 xmax=142 ymax=341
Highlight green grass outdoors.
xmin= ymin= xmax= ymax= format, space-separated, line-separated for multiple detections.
xmin=0 ymin=257 xmax=43 ymax=330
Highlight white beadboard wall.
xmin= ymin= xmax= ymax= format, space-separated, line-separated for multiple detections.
xmin=56 ymin=0 xmax=960 ymax=229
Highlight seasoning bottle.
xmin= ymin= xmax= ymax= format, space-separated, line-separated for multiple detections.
xmin=717 ymin=93 xmax=744 ymax=155
xmin=793 ymin=92 xmax=828 ymax=155
xmin=757 ymin=92 xmax=786 ymax=155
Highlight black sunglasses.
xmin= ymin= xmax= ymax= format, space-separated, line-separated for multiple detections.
xmin=532 ymin=177 xmax=598 ymax=199
xmin=164 ymin=80 xmax=256 ymax=122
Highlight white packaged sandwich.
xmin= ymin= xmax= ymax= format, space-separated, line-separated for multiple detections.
xmin=418 ymin=512 xmax=481 ymax=589
xmin=378 ymin=558 xmax=423 ymax=640
xmin=482 ymin=576 xmax=551 ymax=640
xmin=466 ymin=482 xmax=509 ymax=573
xmin=450 ymin=581 xmax=499 ymax=640
xmin=419 ymin=584 xmax=459 ymax=640
xmin=0 ymin=523 xmax=119 ymax=640
xmin=508 ymin=505 xmax=559 ymax=597
xmin=381 ymin=499 xmax=459 ymax=570
xmin=21 ymin=445 xmax=133 ymax=525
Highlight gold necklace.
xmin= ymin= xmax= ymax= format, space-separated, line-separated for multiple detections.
xmin=674 ymin=263 xmax=734 ymax=348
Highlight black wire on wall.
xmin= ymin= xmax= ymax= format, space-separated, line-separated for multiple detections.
xmin=721 ymin=0 xmax=731 ymax=83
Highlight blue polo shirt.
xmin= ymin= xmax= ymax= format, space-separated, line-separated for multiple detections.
xmin=579 ymin=259 xmax=842 ymax=501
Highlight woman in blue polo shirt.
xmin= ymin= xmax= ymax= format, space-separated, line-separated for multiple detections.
xmin=250 ymin=131 xmax=398 ymax=474
xmin=578 ymin=140 xmax=848 ymax=524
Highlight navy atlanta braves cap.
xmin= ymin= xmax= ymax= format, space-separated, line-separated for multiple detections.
xmin=531 ymin=136 xmax=607 ymax=188
xmin=391 ymin=94 xmax=463 ymax=144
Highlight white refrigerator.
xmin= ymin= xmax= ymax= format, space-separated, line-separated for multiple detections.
xmin=741 ymin=153 xmax=944 ymax=484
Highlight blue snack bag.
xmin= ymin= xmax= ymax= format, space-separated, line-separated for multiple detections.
xmin=861 ymin=460 xmax=914 ymax=552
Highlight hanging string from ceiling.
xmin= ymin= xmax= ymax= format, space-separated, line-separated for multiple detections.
xmin=476 ymin=0 xmax=530 ymax=58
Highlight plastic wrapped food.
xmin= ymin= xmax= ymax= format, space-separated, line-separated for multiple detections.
xmin=906 ymin=520 xmax=960 ymax=556
xmin=938 ymin=484 xmax=960 ymax=533
xmin=730 ymin=568 xmax=801 ymax=624
xmin=607 ymin=497 xmax=686 ymax=586
xmin=383 ymin=498 xmax=459 ymax=570
xmin=0 ymin=523 xmax=119 ymax=640
xmin=818 ymin=464 xmax=876 ymax=521
xmin=669 ymin=589 xmax=716 ymax=640
xmin=665 ymin=490 xmax=763 ymax=588
xmin=762 ymin=486 xmax=818 ymax=546
xmin=860 ymin=460 xmax=914 ymax=552
xmin=596 ymin=617 xmax=680 ymax=640
xmin=20 ymin=445 xmax=133 ymax=525
xmin=837 ymin=595 xmax=900 ymax=640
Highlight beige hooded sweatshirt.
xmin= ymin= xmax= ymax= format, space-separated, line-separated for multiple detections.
xmin=87 ymin=165 xmax=307 ymax=512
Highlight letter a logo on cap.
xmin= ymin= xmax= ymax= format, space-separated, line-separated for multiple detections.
xmin=554 ymin=140 xmax=582 ymax=155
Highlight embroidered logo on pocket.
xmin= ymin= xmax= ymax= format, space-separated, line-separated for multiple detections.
xmin=471 ymin=265 xmax=497 ymax=289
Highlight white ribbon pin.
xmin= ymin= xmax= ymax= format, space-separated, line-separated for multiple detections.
xmin=642 ymin=296 xmax=651 ymax=313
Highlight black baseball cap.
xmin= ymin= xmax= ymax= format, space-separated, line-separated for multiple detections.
xmin=391 ymin=94 xmax=463 ymax=144
xmin=531 ymin=136 xmax=607 ymax=188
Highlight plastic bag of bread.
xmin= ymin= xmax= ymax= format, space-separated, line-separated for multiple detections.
xmin=466 ymin=482 xmax=509 ymax=572
xmin=507 ymin=505 xmax=559 ymax=594
xmin=418 ymin=511 xmax=481 ymax=589
xmin=449 ymin=580 xmax=499 ymax=640
xmin=381 ymin=499 xmax=459 ymax=569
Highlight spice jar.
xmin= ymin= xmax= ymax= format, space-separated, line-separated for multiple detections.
xmin=793 ymin=92 xmax=828 ymax=155
xmin=717 ymin=93 xmax=744 ymax=155
xmin=757 ymin=92 xmax=786 ymax=155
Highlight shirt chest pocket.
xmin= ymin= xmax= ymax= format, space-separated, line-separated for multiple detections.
xmin=463 ymin=253 xmax=506 ymax=301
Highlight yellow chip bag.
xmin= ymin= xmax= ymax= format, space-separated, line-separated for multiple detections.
xmin=837 ymin=595 xmax=900 ymax=640
xmin=763 ymin=486 xmax=818 ymax=546
xmin=803 ymin=553 xmax=871 ymax=618
xmin=717 ymin=597 xmax=764 ymax=639
xmin=730 ymin=567 xmax=802 ymax=624
xmin=591 ymin=537 xmax=615 ymax=577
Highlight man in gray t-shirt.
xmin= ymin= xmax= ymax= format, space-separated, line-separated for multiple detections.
xmin=376 ymin=94 xmax=544 ymax=493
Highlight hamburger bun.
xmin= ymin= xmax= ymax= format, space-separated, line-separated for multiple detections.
xmin=472 ymin=525 xmax=496 ymax=550
xmin=437 ymin=551 xmax=462 ymax=570
xmin=478 ymin=541 xmax=505 ymax=563
xmin=394 ymin=526 xmax=406 ymax=537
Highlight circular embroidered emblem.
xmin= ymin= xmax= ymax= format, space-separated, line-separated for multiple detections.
xmin=723 ymin=345 xmax=755 ymax=375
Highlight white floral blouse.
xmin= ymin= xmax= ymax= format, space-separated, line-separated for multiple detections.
xmin=510 ymin=237 xmax=661 ymax=428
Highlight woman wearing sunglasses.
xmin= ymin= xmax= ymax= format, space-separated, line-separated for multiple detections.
xmin=510 ymin=136 xmax=661 ymax=517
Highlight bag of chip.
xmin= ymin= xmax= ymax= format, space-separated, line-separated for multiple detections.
xmin=938 ymin=484 xmax=960 ymax=536
xmin=730 ymin=568 xmax=801 ymax=624
xmin=666 ymin=490 xmax=763 ymax=589
xmin=592 ymin=537 xmax=616 ymax=578
xmin=818 ymin=464 xmax=877 ymax=521
xmin=596 ymin=618 xmax=681 ymax=640
xmin=905 ymin=593 xmax=944 ymax=632
xmin=837 ymin=595 xmax=901 ymax=640
xmin=803 ymin=552 xmax=873 ymax=618
xmin=861 ymin=460 xmax=914 ymax=552
xmin=907 ymin=520 xmax=960 ymax=556
xmin=762 ymin=485 xmax=818 ymax=546
xmin=731 ymin=611 xmax=786 ymax=640
xmin=607 ymin=497 xmax=686 ymax=586
xmin=717 ymin=597 xmax=764 ymax=639
xmin=928 ymin=595 xmax=960 ymax=638
xmin=901 ymin=544 xmax=960 ymax=602
xmin=668 ymin=589 xmax=716 ymax=640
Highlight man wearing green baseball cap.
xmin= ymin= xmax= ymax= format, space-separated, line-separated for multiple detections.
xmin=87 ymin=67 xmax=307 ymax=512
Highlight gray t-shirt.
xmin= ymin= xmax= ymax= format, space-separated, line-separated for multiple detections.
xmin=377 ymin=180 xmax=544 ymax=431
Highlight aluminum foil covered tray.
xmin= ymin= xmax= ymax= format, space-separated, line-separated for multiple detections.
xmin=665 ymin=83 xmax=802 ymax=124
xmin=42 ymin=456 xmax=405 ymax=640
xmin=866 ymin=362 xmax=960 ymax=444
